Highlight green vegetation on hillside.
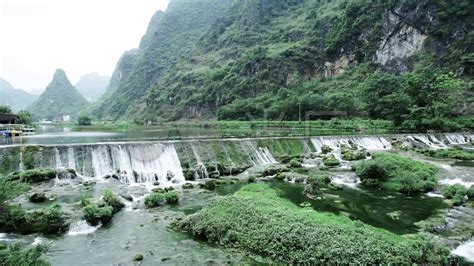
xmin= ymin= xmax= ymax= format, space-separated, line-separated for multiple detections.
xmin=173 ymin=184 xmax=449 ymax=264
xmin=89 ymin=0 xmax=472 ymax=130
xmin=28 ymin=69 xmax=89 ymax=121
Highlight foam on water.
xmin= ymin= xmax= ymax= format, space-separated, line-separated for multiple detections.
xmin=439 ymin=178 xmax=474 ymax=188
xmin=452 ymin=240 xmax=474 ymax=262
xmin=425 ymin=192 xmax=444 ymax=198
xmin=67 ymin=220 xmax=100 ymax=236
xmin=331 ymin=173 xmax=361 ymax=189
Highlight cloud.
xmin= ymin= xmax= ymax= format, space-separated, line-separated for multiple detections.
xmin=0 ymin=0 xmax=170 ymax=92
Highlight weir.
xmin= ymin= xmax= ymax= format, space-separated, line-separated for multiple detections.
xmin=1 ymin=132 xmax=472 ymax=185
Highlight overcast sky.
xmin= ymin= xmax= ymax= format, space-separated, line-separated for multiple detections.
xmin=0 ymin=0 xmax=170 ymax=93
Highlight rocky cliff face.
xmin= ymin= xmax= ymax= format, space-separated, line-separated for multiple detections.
xmin=28 ymin=69 xmax=88 ymax=121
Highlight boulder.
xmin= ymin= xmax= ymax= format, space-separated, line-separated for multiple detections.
xmin=29 ymin=192 xmax=47 ymax=203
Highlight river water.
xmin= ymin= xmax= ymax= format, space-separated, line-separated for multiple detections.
xmin=0 ymin=127 xmax=473 ymax=263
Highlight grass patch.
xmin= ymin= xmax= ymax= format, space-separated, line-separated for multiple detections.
xmin=353 ymin=153 xmax=437 ymax=195
xmin=144 ymin=191 xmax=179 ymax=208
xmin=173 ymin=184 xmax=448 ymax=264
xmin=420 ymin=146 xmax=474 ymax=160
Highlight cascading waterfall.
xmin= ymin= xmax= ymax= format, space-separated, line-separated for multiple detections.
xmin=442 ymin=133 xmax=472 ymax=145
xmin=311 ymin=136 xmax=391 ymax=153
xmin=242 ymin=141 xmax=277 ymax=165
xmin=67 ymin=147 xmax=76 ymax=169
xmin=55 ymin=148 xmax=63 ymax=168
xmin=18 ymin=151 xmax=24 ymax=171
xmin=190 ymin=143 xmax=209 ymax=179
xmin=406 ymin=135 xmax=447 ymax=149
xmin=90 ymin=143 xmax=185 ymax=184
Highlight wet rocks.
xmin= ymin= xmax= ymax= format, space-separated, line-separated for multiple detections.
xmin=182 ymin=183 xmax=194 ymax=189
xmin=120 ymin=193 xmax=134 ymax=202
xmin=29 ymin=192 xmax=47 ymax=203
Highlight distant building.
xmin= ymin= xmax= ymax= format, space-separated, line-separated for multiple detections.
xmin=0 ymin=114 xmax=20 ymax=124
xmin=62 ymin=115 xmax=71 ymax=122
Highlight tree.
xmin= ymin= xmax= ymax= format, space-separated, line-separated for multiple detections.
xmin=77 ymin=115 xmax=92 ymax=126
xmin=17 ymin=110 xmax=32 ymax=125
xmin=360 ymin=71 xmax=411 ymax=124
xmin=0 ymin=105 xmax=12 ymax=114
xmin=402 ymin=71 xmax=464 ymax=130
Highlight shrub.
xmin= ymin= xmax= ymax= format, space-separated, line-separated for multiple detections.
xmin=0 ymin=243 xmax=49 ymax=266
xmin=305 ymin=174 xmax=331 ymax=195
xmin=173 ymin=184 xmax=449 ymax=264
xmin=289 ymin=158 xmax=302 ymax=168
xmin=164 ymin=191 xmax=179 ymax=204
xmin=77 ymin=115 xmax=92 ymax=126
xmin=443 ymin=184 xmax=467 ymax=206
xmin=247 ymin=176 xmax=256 ymax=183
xmin=424 ymin=147 xmax=474 ymax=160
xmin=144 ymin=193 xmax=165 ymax=208
xmin=354 ymin=153 xmax=438 ymax=194
xmin=322 ymin=155 xmax=340 ymax=167
xmin=102 ymin=190 xmax=124 ymax=213
xmin=203 ymin=180 xmax=216 ymax=190
xmin=1 ymin=204 xmax=68 ymax=235
xmin=341 ymin=149 xmax=366 ymax=161
xmin=83 ymin=204 xmax=113 ymax=226
xmin=467 ymin=185 xmax=474 ymax=199
xmin=80 ymin=195 xmax=91 ymax=207
xmin=8 ymin=168 xmax=57 ymax=183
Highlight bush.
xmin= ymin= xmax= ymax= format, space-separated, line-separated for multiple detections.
xmin=80 ymin=195 xmax=91 ymax=207
xmin=322 ymin=155 xmax=340 ymax=167
xmin=305 ymin=174 xmax=331 ymax=195
xmin=0 ymin=243 xmax=49 ymax=266
xmin=467 ymin=185 xmax=474 ymax=199
xmin=8 ymin=168 xmax=56 ymax=183
xmin=145 ymin=191 xmax=179 ymax=207
xmin=83 ymin=204 xmax=113 ymax=226
xmin=443 ymin=184 xmax=467 ymax=206
xmin=144 ymin=193 xmax=165 ymax=208
xmin=77 ymin=115 xmax=92 ymax=126
xmin=203 ymin=180 xmax=216 ymax=190
xmin=247 ymin=176 xmax=257 ymax=183
xmin=164 ymin=191 xmax=179 ymax=204
xmin=1 ymin=204 xmax=68 ymax=235
xmin=102 ymin=190 xmax=124 ymax=213
xmin=341 ymin=149 xmax=366 ymax=161
xmin=289 ymin=158 xmax=302 ymax=168
xmin=173 ymin=184 xmax=449 ymax=264
xmin=354 ymin=153 xmax=438 ymax=194
xmin=424 ymin=147 xmax=474 ymax=160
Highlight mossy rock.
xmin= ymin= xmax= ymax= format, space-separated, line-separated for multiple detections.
xmin=341 ymin=149 xmax=366 ymax=161
xmin=322 ymin=155 xmax=341 ymax=167
xmin=182 ymin=183 xmax=194 ymax=189
xmin=29 ymin=192 xmax=47 ymax=203
xmin=261 ymin=165 xmax=289 ymax=176
xmin=321 ymin=145 xmax=332 ymax=154
xmin=133 ymin=254 xmax=144 ymax=261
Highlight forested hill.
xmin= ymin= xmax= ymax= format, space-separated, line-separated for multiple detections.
xmin=93 ymin=0 xmax=473 ymax=130
xmin=28 ymin=69 xmax=89 ymax=121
